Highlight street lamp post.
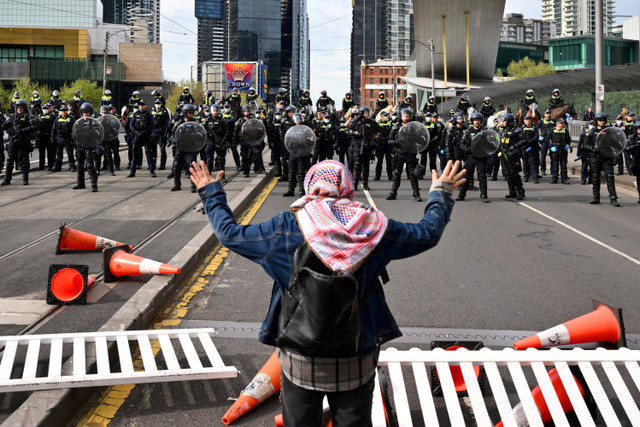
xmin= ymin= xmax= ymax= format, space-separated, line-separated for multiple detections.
xmin=595 ymin=0 xmax=603 ymax=112
xmin=103 ymin=29 xmax=129 ymax=92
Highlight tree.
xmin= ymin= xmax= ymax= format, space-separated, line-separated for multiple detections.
xmin=59 ymin=79 xmax=102 ymax=109
xmin=506 ymin=57 xmax=556 ymax=80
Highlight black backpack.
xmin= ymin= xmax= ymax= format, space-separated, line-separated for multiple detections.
xmin=276 ymin=242 xmax=388 ymax=357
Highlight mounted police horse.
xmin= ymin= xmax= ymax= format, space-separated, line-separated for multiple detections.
xmin=517 ymin=103 xmax=541 ymax=126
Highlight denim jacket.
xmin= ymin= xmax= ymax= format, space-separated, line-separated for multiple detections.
xmin=199 ymin=182 xmax=455 ymax=354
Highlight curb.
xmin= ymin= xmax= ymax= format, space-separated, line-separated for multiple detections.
xmin=569 ymin=163 xmax=637 ymax=192
xmin=2 ymin=165 xmax=277 ymax=427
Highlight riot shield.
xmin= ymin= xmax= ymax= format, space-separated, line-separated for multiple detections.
xmin=471 ymin=130 xmax=500 ymax=158
xmin=595 ymin=127 xmax=627 ymax=158
xmin=241 ymin=118 xmax=266 ymax=146
xmin=97 ymin=115 xmax=121 ymax=141
xmin=284 ymin=125 xmax=316 ymax=157
xmin=174 ymin=121 xmax=207 ymax=153
xmin=397 ymin=121 xmax=430 ymax=154
xmin=72 ymin=118 xmax=104 ymax=149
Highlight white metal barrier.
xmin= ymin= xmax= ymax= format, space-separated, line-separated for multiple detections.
xmin=0 ymin=328 xmax=237 ymax=393
xmin=374 ymin=347 xmax=640 ymax=427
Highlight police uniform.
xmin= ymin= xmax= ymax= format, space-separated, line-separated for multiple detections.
xmin=72 ymin=95 xmax=84 ymax=109
xmin=170 ymin=115 xmax=200 ymax=192
xmin=229 ymin=92 xmax=242 ymax=107
xmin=1 ymin=107 xmax=35 ymax=185
xmin=374 ymin=118 xmax=394 ymax=180
xmin=522 ymin=94 xmax=537 ymax=112
xmin=336 ymin=122 xmax=351 ymax=167
xmin=535 ymin=116 xmax=555 ymax=175
xmin=341 ymin=96 xmax=354 ymax=113
xmin=49 ymin=95 xmax=62 ymax=112
xmin=299 ymin=95 xmax=313 ymax=109
xmin=128 ymin=105 xmax=154 ymax=177
xmin=456 ymin=124 xmax=490 ymax=202
xmin=386 ymin=120 xmax=422 ymax=202
xmin=73 ymin=116 xmax=100 ymax=192
xmin=626 ymin=124 xmax=640 ymax=202
xmin=521 ymin=121 xmax=540 ymax=183
xmin=179 ymin=92 xmax=195 ymax=105
xmin=246 ymin=91 xmax=259 ymax=103
xmin=282 ymin=117 xmax=310 ymax=197
xmin=151 ymin=107 xmax=171 ymax=172
xmin=456 ymin=98 xmax=470 ymax=114
xmin=583 ymin=121 xmax=619 ymax=206
xmin=548 ymin=93 xmax=564 ymax=111
xmin=546 ymin=124 xmax=571 ymax=183
xmin=479 ymin=101 xmax=495 ymax=121
xmin=498 ymin=122 xmax=526 ymax=200
xmin=51 ymin=111 xmax=76 ymax=172
xmin=316 ymin=96 xmax=335 ymax=110
xmin=276 ymin=92 xmax=290 ymax=106
xmin=315 ymin=119 xmax=337 ymax=162
xmin=576 ymin=124 xmax=593 ymax=185
xmin=36 ymin=109 xmax=56 ymax=170
xmin=422 ymin=99 xmax=438 ymax=116
xmin=233 ymin=113 xmax=260 ymax=177
xmin=222 ymin=109 xmax=240 ymax=168
xmin=375 ymin=96 xmax=389 ymax=114
xmin=100 ymin=95 xmax=113 ymax=107
xmin=204 ymin=94 xmax=216 ymax=106
xmin=446 ymin=121 xmax=467 ymax=163
xmin=348 ymin=114 xmax=378 ymax=190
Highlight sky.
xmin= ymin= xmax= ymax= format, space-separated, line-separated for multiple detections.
xmin=159 ymin=0 xmax=640 ymax=99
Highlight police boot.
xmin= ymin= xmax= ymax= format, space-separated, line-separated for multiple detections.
xmin=73 ymin=173 xmax=85 ymax=190
xmin=22 ymin=158 xmax=29 ymax=185
xmin=206 ymin=156 xmax=214 ymax=173
xmin=479 ymin=176 xmax=490 ymax=203
xmin=590 ymin=171 xmax=600 ymax=204
xmin=456 ymin=180 xmax=468 ymax=201
xmin=89 ymin=170 xmax=98 ymax=192
xmin=605 ymin=173 xmax=620 ymax=207
xmin=386 ymin=170 xmax=401 ymax=200
xmin=280 ymin=160 xmax=289 ymax=181
xmin=410 ymin=174 xmax=422 ymax=202
xmin=2 ymin=160 xmax=13 ymax=185
xmin=297 ymin=162 xmax=307 ymax=196
xmin=283 ymin=166 xmax=296 ymax=196
xmin=636 ymin=177 xmax=640 ymax=203
xmin=190 ymin=180 xmax=197 ymax=193
xmin=170 ymin=164 xmax=181 ymax=191
xmin=514 ymin=173 xmax=525 ymax=200
xmin=468 ymin=175 xmax=479 ymax=191
xmin=505 ymin=174 xmax=517 ymax=198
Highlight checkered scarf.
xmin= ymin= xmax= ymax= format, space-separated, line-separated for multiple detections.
xmin=290 ymin=160 xmax=388 ymax=274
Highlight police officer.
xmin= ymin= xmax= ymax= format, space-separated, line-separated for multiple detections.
xmin=348 ymin=106 xmax=378 ymax=191
xmin=246 ymin=87 xmax=259 ymax=103
xmin=299 ymin=90 xmax=312 ymax=110
xmin=151 ymin=90 xmax=166 ymax=108
xmin=129 ymin=91 xmax=142 ymax=108
xmin=548 ymin=88 xmax=564 ymax=111
xmin=386 ymin=109 xmax=422 ymax=202
xmin=582 ymin=112 xmax=619 ymax=206
xmin=99 ymin=106 xmax=119 ymax=176
xmin=150 ymin=100 xmax=170 ymax=173
xmin=399 ymin=95 xmax=413 ymax=111
xmin=36 ymin=103 xmax=56 ymax=171
xmin=51 ymin=104 xmax=76 ymax=172
xmin=342 ymin=92 xmax=355 ymax=113
xmin=268 ymin=108 xmax=286 ymax=178
xmin=520 ymin=115 xmax=540 ymax=183
xmin=498 ymin=113 xmax=526 ymax=200
xmin=374 ymin=111 xmax=394 ymax=181
xmin=456 ymin=111 xmax=490 ymax=202
xmin=422 ymin=95 xmax=438 ymax=116
xmin=9 ymin=91 xmax=22 ymax=114
xmin=73 ymin=103 xmax=100 ymax=192
xmin=30 ymin=91 xmax=42 ymax=115
xmin=49 ymin=90 xmax=62 ymax=111
xmin=128 ymin=100 xmax=154 ymax=177
xmin=276 ymin=87 xmax=289 ymax=105
xmin=547 ymin=118 xmax=572 ymax=184
xmin=431 ymin=113 xmax=446 ymax=172
xmin=283 ymin=112 xmax=310 ymax=197
xmin=479 ymin=97 xmax=495 ymax=122
xmin=622 ymin=113 xmax=635 ymax=175
xmin=522 ymin=89 xmax=536 ymax=112
xmin=1 ymin=100 xmax=35 ymax=186
xmin=221 ymin=102 xmax=240 ymax=169
xmin=375 ymin=91 xmax=389 ymax=116
xmin=613 ymin=115 xmax=627 ymax=175
xmin=446 ymin=113 xmax=467 ymax=163
xmin=179 ymin=87 xmax=195 ymax=105
xmin=101 ymin=89 xmax=113 ymax=107
xmin=314 ymin=111 xmax=337 ymax=162
xmin=170 ymin=104 xmax=200 ymax=192
xmin=279 ymin=106 xmax=297 ymax=184
xmin=583 ymin=107 xmax=595 ymax=122
xmin=535 ymin=110 xmax=554 ymax=176
xmin=627 ymin=121 xmax=640 ymax=203
xmin=72 ymin=90 xmax=84 ymax=109
xmin=316 ymin=90 xmax=334 ymax=111
xmin=577 ymin=120 xmax=594 ymax=185
xmin=233 ymin=105 xmax=255 ymax=177
xmin=229 ymin=88 xmax=242 ymax=107
xmin=456 ymin=93 xmax=471 ymax=114
xmin=203 ymin=104 xmax=229 ymax=176
xmin=123 ymin=103 xmax=137 ymax=169
xmin=335 ymin=117 xmax=351 ymax=167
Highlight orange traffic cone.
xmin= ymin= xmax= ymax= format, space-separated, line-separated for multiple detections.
xmin=103 ymin=245 xmax=181 ymax=283
xmin=223 ymin=351 xmax=281 ymax=425
xmin=46 ymin=264 xmax=96 ymax=305
xmin=514 ymin=300 xmax=626 ymax=350
xmin=56 ymin=222 xmax=133 ymax=254
xmin=495 ymin=368 xmax=585 ymax=426
xmin=435 ymin=346 xmax=481 ymax=392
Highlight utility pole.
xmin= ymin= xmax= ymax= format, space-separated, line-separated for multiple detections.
xmin=103 ymin=32 xmax=111 ymax=92
xmin=429 ymin=39 xmax=435 ymax=99
xmin=595 ymin=0 xmax=604 ymax=112
xmin=464 ymin=10 xmax=470 ymax=90
xmin=392 ymin=58 xmax=397 ymax=106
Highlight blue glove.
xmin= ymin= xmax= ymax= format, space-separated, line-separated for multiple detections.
xmin=565 ymin=144 xmax=570 ymax=150
xmin=539 ymin=136 xmax=544 ymax=141
xmin=526 ymin=146 xmax=532 ymax=152
xmin=574 ymin=157 xmax=581 ymax=162
xmin=439 ymin=149 xmax=444 ymax=154
xmin=550 ymin=146 xmax=558 ymax=153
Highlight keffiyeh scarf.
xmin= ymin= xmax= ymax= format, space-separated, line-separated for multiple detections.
xmin=290 ymin=160 xmax=388 ymax=274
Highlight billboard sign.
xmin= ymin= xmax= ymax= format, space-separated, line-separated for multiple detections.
xmin=224 ymin=63 xmax=255 ymax=92
xmin=258 ymin=63 xmax=268 ymax=100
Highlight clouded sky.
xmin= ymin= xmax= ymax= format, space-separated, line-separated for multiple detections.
xmin=160 ymin=0 xmax=639 ymax=99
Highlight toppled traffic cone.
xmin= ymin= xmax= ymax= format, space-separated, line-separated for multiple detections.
xmin=495 ymin=368 xmax=585 ymax=427
xmin=56 ymin=222 xmax=132 ymax=254
xmin=435 ymin=346 xmax=481 ymax=392
xmin=514 ymin=300 xmax=625 ymax=350
xmin=103 ymin=245 xmax=181 ymax=283
xmin=223 ymin=351 xmax=281 ymax=425
xmin=47 ymin=264 xmax=96 ymax=305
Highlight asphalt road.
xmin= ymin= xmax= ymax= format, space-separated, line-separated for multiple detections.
xmin=72 ymin=169 xmax=640 ymax=426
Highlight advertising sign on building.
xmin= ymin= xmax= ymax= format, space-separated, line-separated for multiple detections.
xmin=258 ymin=63 xmax=268 ymax=100
xmin=224 ymin=63 xmax=255 ymax=92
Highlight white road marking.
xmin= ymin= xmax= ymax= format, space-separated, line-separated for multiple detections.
xmin=519 ymin=202 xmax=640 ymax=266
xmin=362 ymin=188 xmax=378 ymax=210
xmin=0 ymin=299 xmax=51 ymax=325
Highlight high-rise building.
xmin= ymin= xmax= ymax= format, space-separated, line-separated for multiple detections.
xmin=500 ymin=13 xmax=556 ymax=43
xmin=281 ymin=0 xmax=310 ymax=102
xmin=351 ymin=0 xmax=387 ymax=103
xmin=101 ymin=0 xmax=160 ymax=43
xmin=0 ymin=0 xmax=102 ymax=28
xmin=542 ymin=0 xmax=615 ymax=38
xmin=195 ymin=0 xmax=227 ymax=81
xmin=385 ymin=0 xmax=414 ymax=61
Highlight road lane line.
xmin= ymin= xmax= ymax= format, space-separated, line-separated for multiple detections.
xmin=519 ymin=202 xmax=640 ymax=266
xmin=77 ymin=177 xmax=279 ymax=426
xmin=362 ymin=188 xmax=378 ymax=210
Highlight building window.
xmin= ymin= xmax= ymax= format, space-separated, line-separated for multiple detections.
xmin=379 ymin=78 xmax=383 ymax=84
xmin=370 ymin=78 xmax=374 ymax=84
xmin=370 ymin=89 xmax=374 ymax=97
xmin=385 ymin=78 xmax=389 ymax=84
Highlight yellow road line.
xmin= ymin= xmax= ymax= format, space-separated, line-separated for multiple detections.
xmin=77 ymin=177 xmax=279 ymax=426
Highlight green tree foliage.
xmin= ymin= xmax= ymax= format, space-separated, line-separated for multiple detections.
xmin=506 ymin=57 xmax=556 ymax=79
xmin=0 ymin=77 xmax=51 ymax=110
xmin=59 ymin=79 xmax=102 ymax=108
xmin=166 ymin=80 xmax=204 ymax=114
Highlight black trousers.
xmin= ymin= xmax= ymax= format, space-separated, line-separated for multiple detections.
xmin=281 ymin=373 xmax=374 ymax=427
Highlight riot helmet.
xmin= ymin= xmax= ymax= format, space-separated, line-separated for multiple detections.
xmin=52 ymin=90 xmax=60 ymax=97
xmin=502 ymin=113 xmax=516 ymax=127
xmin=80 ymin=102 xmax=94 ymax=115
xmin=100 ymin=105 xmax=110 ymax=115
